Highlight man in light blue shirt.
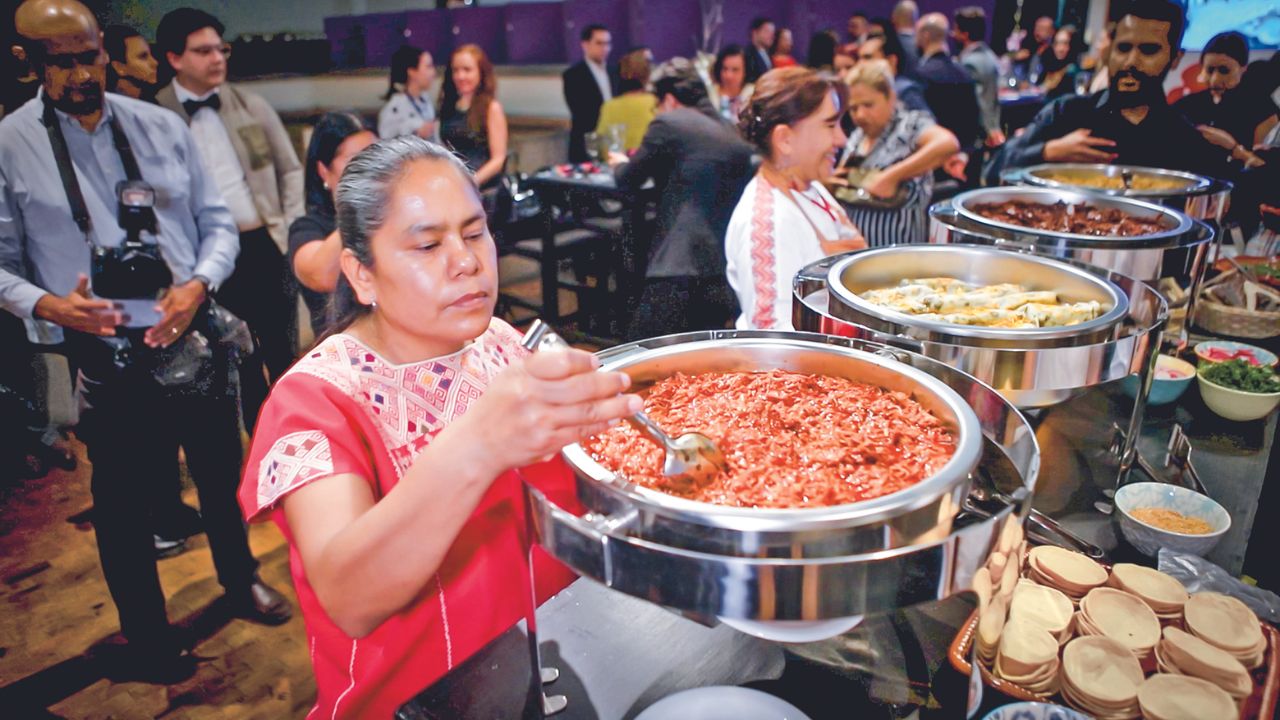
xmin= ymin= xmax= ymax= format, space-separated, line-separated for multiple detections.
xmin=1 ymin=0 xmax=289 ymax=682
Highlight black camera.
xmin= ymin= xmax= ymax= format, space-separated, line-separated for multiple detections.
xmin=90 ymin=180 xmax=171 ymax=300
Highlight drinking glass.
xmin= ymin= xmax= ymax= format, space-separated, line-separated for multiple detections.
xmin=584 ymin=132 xmax=601 ymax=162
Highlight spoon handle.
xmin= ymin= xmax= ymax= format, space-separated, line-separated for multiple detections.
xmin=627 ymin=412 xmax=673 ymax=448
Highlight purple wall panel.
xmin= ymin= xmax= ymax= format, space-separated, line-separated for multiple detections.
xmin=449 ymin=6 xmax=508 ymax=64
xmin=361 ymin=12 xmax=409 ymax=68
xmin=562 ymin=0 xmax=631 ymax=62
xmin=324 ymin=16 xmax=362 ymax=69
xmin=404 ymin=10 xmax=453 ymax=64
xmin=506 ymin=3 xmax=566 ymax=64
xmin=630 ymin=0 xmax=704 ymax=61
xmin=719 ymin=0 xmax=790 ymax=53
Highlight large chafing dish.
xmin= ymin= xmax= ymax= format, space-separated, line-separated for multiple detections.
xmin=1001 ymin=163 xmax=1231 ymax=225
xmin=793 ymin=244 xmax=1165 ymax=504
xmin=525 ymin=331 xmax=1039 ymax=623
xmin=930 ymin=187 xmax=1210 ymax=346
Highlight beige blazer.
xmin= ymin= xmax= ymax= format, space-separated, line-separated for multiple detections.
xmin=157 ymin=81 xmax=303 ymax=253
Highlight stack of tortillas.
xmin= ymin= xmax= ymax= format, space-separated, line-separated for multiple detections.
xmin=1010 ymin=578 xmax=1074 ymax=645
xmin=1156 ymin=626 xmax=1252 ymax=702
xmin=1184 ymin=592 xmax=1267 ymax=670
xmin=1076 ymin=587 xmax=1161 ymax=664
xmin=1137 ymin=673 xmax=1237 ymax=720
xmin=1108 ymin=563 xmax=1189 ymax=622
xmin=1061 ymin=635 xmax=1144 ymax=719
xmin=1027 ymin=545 xmax=1108 ymax=602
xmin=976 ymin=593 xmax=1006 ymax=667
xmin=994 ymin=617 xmax=1061 ymax=695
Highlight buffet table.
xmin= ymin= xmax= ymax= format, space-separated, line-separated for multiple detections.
xmin=400 ymin=367 xmax=1275 ymax=719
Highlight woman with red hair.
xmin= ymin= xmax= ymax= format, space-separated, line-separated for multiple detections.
xmin=439 ymin=44 xmax=508 ymax=188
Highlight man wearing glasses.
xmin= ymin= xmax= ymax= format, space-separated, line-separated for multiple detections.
xmin=1 ymin=0 xmax=289 ymax=681
xmin=155 ymin=8 xmax=302 ymax=435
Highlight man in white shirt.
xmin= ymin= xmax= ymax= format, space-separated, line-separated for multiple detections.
xmin=154 ymin=7 xmax=303 ymax=433
xmin=562 ymin=23 xmax=619 ymax=162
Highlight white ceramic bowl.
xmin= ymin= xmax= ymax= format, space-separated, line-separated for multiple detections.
xmin=635 ymin=686 xmax=811 ymax=720
xmin=1114 ymin=482 xmax=1230 ymax=557
xmin=982 ymin=702 xmax=1092 ymax=720
xmin=1196 ymin=371 xmax=1280 ymax=422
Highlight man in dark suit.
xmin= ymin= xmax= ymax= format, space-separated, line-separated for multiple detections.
xmin=562 ymin=23 xmax=619 ymax=163
xmin=915 ymin=13 xmax=983 ymax=152
xmin=608 ymin=59 xmax=754 ymax=340
xmin=743 ymin=17 xmax=775 ymax=84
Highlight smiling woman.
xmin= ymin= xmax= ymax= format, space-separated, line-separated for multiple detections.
xmin=238 ymin=136 xmax=642 ymax=719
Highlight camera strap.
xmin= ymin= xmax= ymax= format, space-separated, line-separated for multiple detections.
xmin=41 ymin=94 xmax=147 ymax=241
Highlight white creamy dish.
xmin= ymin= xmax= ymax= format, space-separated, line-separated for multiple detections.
xmin=859 ymin=277 xmax=1105 ymax=329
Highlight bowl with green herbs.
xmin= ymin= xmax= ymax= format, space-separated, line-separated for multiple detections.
xmin=1197 ymin=358 xmax=1280 ymax=421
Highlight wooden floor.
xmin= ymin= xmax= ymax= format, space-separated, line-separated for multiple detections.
xmin=0 ymin=256 xmax=588 ymax=719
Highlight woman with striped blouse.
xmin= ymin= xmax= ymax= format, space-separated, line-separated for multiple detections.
xmin=837 ymin=60 xmax=958 ymax=246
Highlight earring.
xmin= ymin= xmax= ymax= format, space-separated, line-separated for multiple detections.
xmin=370 ymin=299 xmax=377 ymax=310
xmin=323 ymin=181 xmax=330 ymax=191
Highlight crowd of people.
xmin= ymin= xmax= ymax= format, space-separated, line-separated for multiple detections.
xmin=1 ymin=0 xmax=1279 ymax=717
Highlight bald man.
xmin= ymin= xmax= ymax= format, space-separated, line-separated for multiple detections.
xmin=915 ymin=12 xmax=983 ymax=152
xmin=891 ymin=0 xmax=921 ymax=79
xmin=0 ymin=0 xmax=289 ymax=682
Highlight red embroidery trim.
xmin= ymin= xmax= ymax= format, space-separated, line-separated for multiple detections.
xmin=749 ymin=178 xmax=777 ymax=329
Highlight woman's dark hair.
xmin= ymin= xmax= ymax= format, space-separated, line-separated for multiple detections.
xmin=617 ymin=48 xmax=651 ymax=93
xmin=327 ymin=136 xmax=478 ymax=336
xmin=385 ymin=44 xmax=427 ymax=100
xmin=439 ymin=44 xmax=497 ymax=134
xmin=103 ymin=24 xmax=143 ymax=92
xmin=740 ymin=66 xmax=847 ymax=156
xmin=304 ymin=111 xmax=371 ymax=216
xmin=1202 ymin=31 xmax=1249 ymax=67
xmin=713 ymin=45 xmax=747 ymax=86
xmin=806 ymin=30 xmax=838 ymax=70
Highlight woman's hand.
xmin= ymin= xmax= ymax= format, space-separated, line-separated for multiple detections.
xmin=458 ymin=348 xmax=642 ymax=475
xmin=863 ymin=169 xmax=898 ymax=199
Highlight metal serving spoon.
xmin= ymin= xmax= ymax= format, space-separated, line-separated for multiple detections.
xmin=520 ymin=320 xmax=726 ymax=487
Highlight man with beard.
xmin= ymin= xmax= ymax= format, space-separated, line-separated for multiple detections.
xmin=984 ymin=0 xmax=1231 ymax=183
xmin=0 ymin=0 xmax=289 ymax=682
xmin=104 ymin=24 xmax=158 ymax=102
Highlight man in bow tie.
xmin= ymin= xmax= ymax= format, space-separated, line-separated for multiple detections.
xmin=154 ymin=7 xmax=302 ymax=434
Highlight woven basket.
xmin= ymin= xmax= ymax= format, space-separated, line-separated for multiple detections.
xmin=1194 ymin=298 xmax=1280 ymax=339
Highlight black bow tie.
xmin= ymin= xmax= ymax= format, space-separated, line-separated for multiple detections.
xmin=182 ymin=94 xmax=221 ymax=116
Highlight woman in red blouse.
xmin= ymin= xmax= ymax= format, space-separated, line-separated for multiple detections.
xmin=239 ymin=136 xmax=641 ymax=719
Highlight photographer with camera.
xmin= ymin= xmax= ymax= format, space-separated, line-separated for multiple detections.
xmin=0 ymin=0 xmax=289 ymax=681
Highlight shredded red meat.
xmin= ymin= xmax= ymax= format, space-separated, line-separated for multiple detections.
xmin=583 ymin=369 xmax=956 ymax=508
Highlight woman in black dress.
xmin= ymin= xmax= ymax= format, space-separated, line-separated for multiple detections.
xmin=289 ymin=112 xmax=377 ymax=336
xmin=438 ymin=44 xmax=508 ymax=189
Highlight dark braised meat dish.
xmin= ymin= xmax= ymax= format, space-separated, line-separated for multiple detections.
xmin=970 ymin=200 xmax=1164 ymax=237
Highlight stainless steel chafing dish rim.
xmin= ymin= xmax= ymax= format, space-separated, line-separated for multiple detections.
xmin=951 ymin=187 xmax=1194 ymax=243
xmin=1006 ymin=163 xmax=1213 ymax=197
xmin=824 ymin=245 xmax=1130 ymax=343
xmin=559 ymin=337 xmax=985 ymax=532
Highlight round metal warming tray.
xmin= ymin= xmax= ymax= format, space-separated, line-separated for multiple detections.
xmin=558 ymin=335 xmax=984 ymax=557
xmin=794 ymin=246 xmax=1169 ymax=409
xmin=1007 ymin=163 xmax=1211 ymax=199
xmin=1001 ymin=164 xmax=1232 ymax=226
xmin=949 ymin=187 xmax=1195 ymax=249
xmin=825 ymin=245 xmax=1129 ymax=349
xmin=525 ymin=331 xmax=1040 ymax=622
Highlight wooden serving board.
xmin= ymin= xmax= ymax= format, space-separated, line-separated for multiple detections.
xmin=948 ymin=603 xmax=1280 ymax=719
